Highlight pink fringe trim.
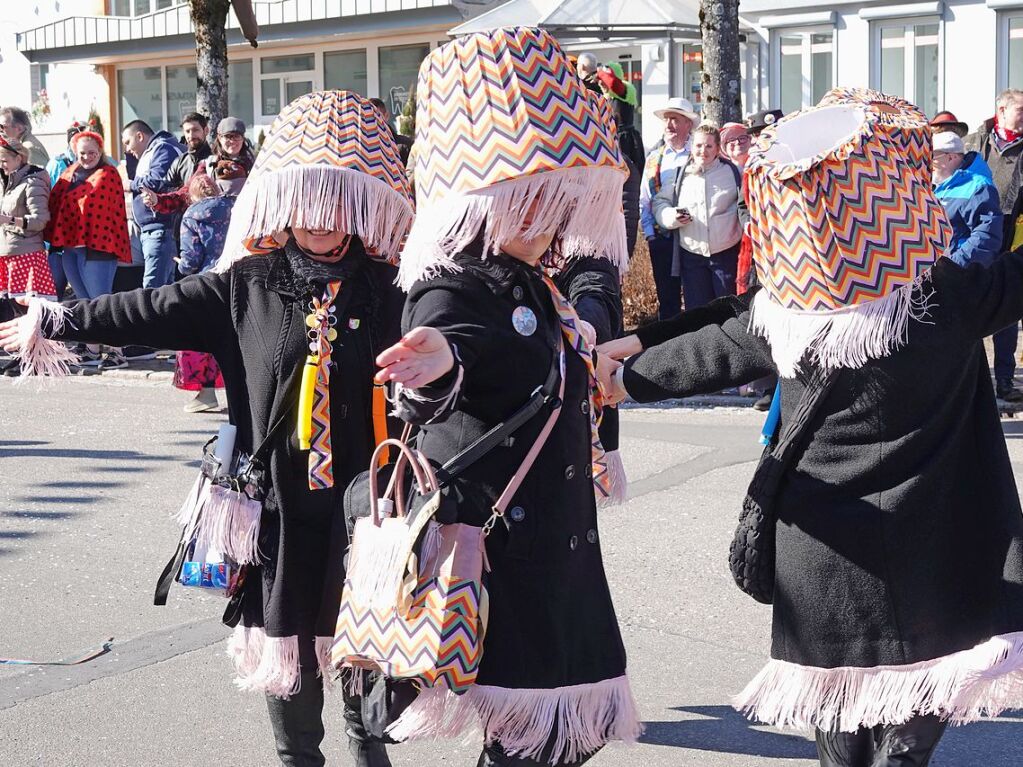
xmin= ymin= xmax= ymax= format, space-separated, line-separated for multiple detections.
xmin=13 ymin=298 xmax=77 ymax=382
xmin=386 ymin=675 xmax=643 ymax=764
xmin=226 ymin=625 xmax=301 ymax=699
xmin=734 ymin=631 xmax=1023 ymax=732
xmin=196 ymin=485 xmax=263 ymax=565
xmin=314 ymin=636 xmax=337 ymax=692
xmin=598 ymin=449 xmax=628 ymax=508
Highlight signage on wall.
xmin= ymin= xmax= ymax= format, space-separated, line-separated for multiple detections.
xmin=389 ymin=86 xmax=410 ymax=118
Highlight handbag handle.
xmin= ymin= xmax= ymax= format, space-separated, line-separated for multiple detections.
xmin=393 ymin=447 xmax=439 ymax=519
xmin=368 ymin=438 xmax=433 ymax=524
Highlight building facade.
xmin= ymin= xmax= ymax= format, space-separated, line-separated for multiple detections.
xmin=8 ymin=1 xmax=1022 ymax=159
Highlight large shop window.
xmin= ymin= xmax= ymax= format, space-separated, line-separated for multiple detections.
xmin=120 ymin=61 xmax=254 ymax=134
xmin=324 ymin=50 xmax=369 ymax=97
xmin=379 ymin=44 xmax=430 ymax=116
xmin=165 ymin=61 xmax=254 ymax=129
xmin=118 ymin=67 xmax=164 ymax=133
xmin=877 ymin=22 xmax=941 ymax=116
xmin=777 ymin=30 xmax=834 ymax=114
xmin=1007 ymin=15 xmax=1023 ymax=89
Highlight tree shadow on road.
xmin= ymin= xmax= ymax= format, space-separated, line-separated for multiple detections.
xmin=640 ymin=705 xmax=817 ymax=760
xmin=0 ymin=446 xmax=170 ymax=461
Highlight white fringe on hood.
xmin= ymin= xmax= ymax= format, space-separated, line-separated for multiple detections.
xmin=397 ymin=166 xmax=628 ymax=291
xmin=748 ymin=278 xmax=936 ymax=378
xmin=215 ymin=164 xmax=414 ymax=272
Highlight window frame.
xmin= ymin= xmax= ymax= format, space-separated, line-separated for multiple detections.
xmin=998 ymin=10 xmax=1023 ymax=92
xmin=770 ymin=25 xmax=837 ymax=113
xmin=870 ymin=16 xmax=944 ymax=114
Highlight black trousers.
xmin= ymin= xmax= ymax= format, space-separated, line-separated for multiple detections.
xmin=477 ymin=740 xmax=599 ymax=767
xmin=815 ymin=714 xmax=947 ymax=767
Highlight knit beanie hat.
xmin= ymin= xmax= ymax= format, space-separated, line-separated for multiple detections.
xmin=397 ymin=26 xmax=628 ymax=290
xmin=744 ymin=87 xmax=951 ymax=377
xmin=217 ymin=90 xmax=414 ymax=271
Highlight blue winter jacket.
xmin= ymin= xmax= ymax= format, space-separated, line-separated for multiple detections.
xmin=130 ymin=130 xmax=184 ymax=229
xmin=178 ymin=195 xmax=235 ymax=275
xmin=934 ymin=151 xmax=1003 ymax=267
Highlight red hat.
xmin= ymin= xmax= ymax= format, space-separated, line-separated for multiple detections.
xmin=596 ymin=68 xmax=627 ymax=99
xmin=929 ymin=111 xmax=968 ymax=138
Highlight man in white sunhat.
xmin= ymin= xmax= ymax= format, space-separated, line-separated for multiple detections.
xmin=640 ymin=97 xmax=700 ymax=319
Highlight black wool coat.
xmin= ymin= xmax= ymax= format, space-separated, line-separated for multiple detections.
xmin=396 ymin=253 xmax=628 ymax=690
xmin=623 ymin=255 xmax=1023 ymax=670
xmin=48 ymin=248 xmax=404 ymax=667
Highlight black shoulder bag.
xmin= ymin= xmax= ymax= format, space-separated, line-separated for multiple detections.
xmin=729 ymin=367 xmax=839 ymax=604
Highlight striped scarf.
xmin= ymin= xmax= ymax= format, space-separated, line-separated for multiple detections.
xmin=540 ymin=274 xmax=614 ymax=503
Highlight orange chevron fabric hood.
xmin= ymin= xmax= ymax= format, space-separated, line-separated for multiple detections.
xmin=744 ymin=88 xmax=952 ymax=376
xmin=218 ymin=90 xmax=414 ymax=271
xmin=398 ymin=27 xmax=628 ymax=290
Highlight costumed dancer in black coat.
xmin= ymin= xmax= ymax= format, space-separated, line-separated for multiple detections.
xmin=1 ymin=91 xmax=414 ymax=767
xmin=598 ymin=88 xmax=1023 ymax=766
xmin=372 ymin=27 xmax=642 ymax=767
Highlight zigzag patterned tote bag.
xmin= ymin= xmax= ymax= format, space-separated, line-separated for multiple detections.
xmin=331 ymin=372 xmax=565 ymax=693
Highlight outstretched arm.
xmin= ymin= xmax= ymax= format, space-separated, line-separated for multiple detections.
xmin=620 ymin=311 xmax=776 ymax=402
xmin=0 ymin=271 xmax=233 ymax=367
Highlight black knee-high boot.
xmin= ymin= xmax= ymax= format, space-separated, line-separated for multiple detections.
xmin=476 ymin=740 xmax=598 ymax=767
xmin=342 ymin=677 xmax=393 ymax=767
xmin=816 ymin=714 xmax=948 ymax=767
xmin=266 ymin=671 xmax=326 ymax=767
xmin=816 ymin=726 xmax=875 ymax=767
xmin=873 ymin=714 xmax=947 ymax=767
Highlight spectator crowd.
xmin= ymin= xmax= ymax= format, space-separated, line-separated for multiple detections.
xmin=3 ymin=67 xmax=1023 ymax=407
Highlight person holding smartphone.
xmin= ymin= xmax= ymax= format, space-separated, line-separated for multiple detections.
xmin=651 ymin=123 xmax=746 ymax=310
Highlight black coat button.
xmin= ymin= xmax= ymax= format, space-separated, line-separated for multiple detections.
xmin=564 ymin=465 xmax=576 ymax=479
xmin=569 ymin=535 xmax=578 ymax=550
xmin=509 ymin=506 xmax=525 ymax=522
xmin=584 ymin=464 xmax=593 ymax=478
xmin=580 ymin=399 xmax=590 ymax=415
xmin=586 ymin=529 xmax=598 ymax=544
xmin=512 ymin=285 xmax=524 ymax=300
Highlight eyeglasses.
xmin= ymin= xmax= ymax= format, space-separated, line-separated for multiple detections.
xmin=725 ymin=136 xmax=751 ymax=148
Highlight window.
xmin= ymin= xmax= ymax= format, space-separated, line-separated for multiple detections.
xmin=1006 ymin=15 xmax=1023 ymax=90
xmin=30 ymin=64 xmax=50 ymax=102
xmin=165 ymin=64 xmax=198 ymax=128
xmin=876 ymin=22 xmax=941 ymax=117
xmin=682 ymin=44 xmax=703 ymax=106
xmin=111 ymin=0 xmax=181 ymax=14
xmin=118 ymin=67 xmax=164 ymax=133
xmin=229 ymin=61 xmax=255 ymax=128
xmin=379 ymin=44 xmax=430 ymax=116
xmin=776 ymin=29 xmax=833 ymax=113
xmin=324 ymin=50 xmax=369 ymax=97
xmin=261 ymin=55 xmax=316 ymax=75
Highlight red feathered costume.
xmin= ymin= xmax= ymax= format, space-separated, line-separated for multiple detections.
xmin=46 ymin=158 xmax=131 ymax=264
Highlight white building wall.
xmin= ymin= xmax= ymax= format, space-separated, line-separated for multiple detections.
xmin=1 ymin=0 xmax=110 ymax=157
xmin=944 ymin=0 xmax=1000 ymax=126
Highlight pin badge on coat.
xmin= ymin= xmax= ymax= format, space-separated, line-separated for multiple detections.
xmin=512 ymin=306 xmax=538 ymax=336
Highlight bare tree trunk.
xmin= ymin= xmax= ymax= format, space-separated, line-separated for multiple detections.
xmin=699 ymin=0 xmax=743 ymax=126
xmin=190 ymin=0 xmax=231 ymax=134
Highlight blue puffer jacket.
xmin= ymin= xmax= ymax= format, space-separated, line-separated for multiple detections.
xmin=934 ymin=151 xmax=1003 ymax=267
xmin=178 ymin=195 xmax=235 ymax=275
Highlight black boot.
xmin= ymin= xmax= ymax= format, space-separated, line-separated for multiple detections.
xmin=265 ymin=671 xmax=326 ymax=767
xmin=476 ymin=741 xmax=598 ymax=767
xmin=996 ymin=378 xmax=1023 ymax=402
xmin=342 ymin=677 xmax=393 ymax=767
xmin=873 ymin=714 xmax=947 ymax=767
xmin=815 ymin=726 xmax=874 ymax=767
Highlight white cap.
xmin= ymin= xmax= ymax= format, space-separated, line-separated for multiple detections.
xmin=932 ymin=131 xmax=964 ymax=154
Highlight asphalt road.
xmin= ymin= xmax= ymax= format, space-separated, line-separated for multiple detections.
xmin=1 ymin=377 xmax=1022 ymax=766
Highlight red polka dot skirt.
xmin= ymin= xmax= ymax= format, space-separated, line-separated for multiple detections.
xmin=0 ymin=250 xmax=57 ymax=299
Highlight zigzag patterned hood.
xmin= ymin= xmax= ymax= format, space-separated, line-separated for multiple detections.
xmin=217 ymin=90 xmax=414 ymax=272
xmin=744 ymin=88 xmax=952 ymax=377
xmin=397 ymin=27 xmax=628 ymax=290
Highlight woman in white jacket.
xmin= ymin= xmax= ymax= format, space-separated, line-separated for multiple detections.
xmin=652 ymin=124 xmax=746 ymax=309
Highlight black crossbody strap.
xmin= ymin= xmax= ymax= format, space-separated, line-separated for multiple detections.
xmin=434 ymin=344 xmax=560 ymax=486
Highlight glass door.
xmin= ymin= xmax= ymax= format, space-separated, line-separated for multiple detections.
xmin=260 ymin=54 xmax=317 ymax=119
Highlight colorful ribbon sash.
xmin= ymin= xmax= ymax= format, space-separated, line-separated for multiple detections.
xmin=298 ymin=281 xmax=342 ymax=490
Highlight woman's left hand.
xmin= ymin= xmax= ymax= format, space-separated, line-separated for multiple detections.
xmin=375 ymin=326 xmax=454 ymax=389
xmin=0 ymin=315 xmax=25 ymax=354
